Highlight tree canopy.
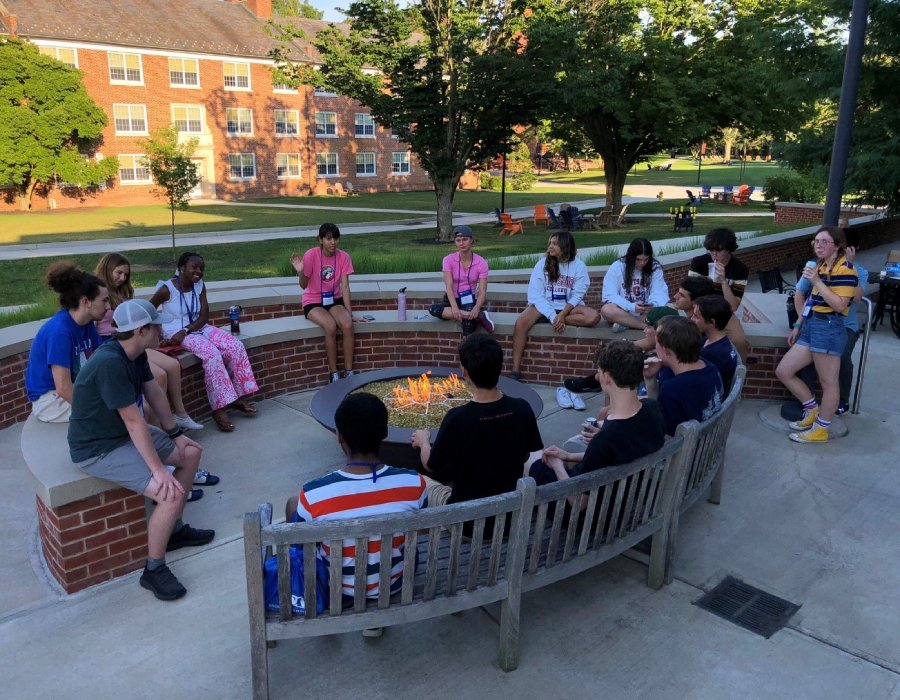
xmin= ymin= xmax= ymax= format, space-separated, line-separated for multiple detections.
xmin=524 ymin=0 xmax=835 ymax=210
xmin=0 ymin=38 xmax=118 ymax=209
xmin=273 ymin=0 xmax=324 ymax=19
xmin=272 ymin=0 xmax=543 ymax=240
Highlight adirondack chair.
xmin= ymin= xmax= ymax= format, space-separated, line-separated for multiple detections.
xmin=492 ymin=207 xmax=504 ymax=228
xmin=547 ymin=207 xmax=561 ymax=228
xmin=560 ymin=206 xmax=583 ymax=230
xmin=499 ymin=212 xmax=524 ymax=236
xmin=732 ymin=184 xmax=751 ymax=205
xmin=533 ymin=204 xmax=550 ymax=227
xmin=700 ymin=185 xmax=712 ymax=201
xmin=686 ymin=190 xmax=700 ymax=206
xmin=611 ymin=204 xmax=630 ymax=227
xmin=595 ymin=209 xmax=613 ymax=228
xmin=345 ymin=181 xmax=360 ymax=196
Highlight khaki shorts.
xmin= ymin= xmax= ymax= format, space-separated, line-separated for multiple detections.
xmin=76 ymin=426 xmax=175 ymax=494
xmin=32 ymin=391 xmax=71 ymax=423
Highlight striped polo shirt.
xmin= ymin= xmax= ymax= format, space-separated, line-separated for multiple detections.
xmin=810 ymin=256 xmax=858 ymax=316
xmin=296 ymin=466 xmax=427 ymax=598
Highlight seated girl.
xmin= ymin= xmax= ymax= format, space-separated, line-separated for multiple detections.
xmin=428 ymin=225 xmax=493 ymax=335
xmin=600 ymin=237 xmax=670 ymax=331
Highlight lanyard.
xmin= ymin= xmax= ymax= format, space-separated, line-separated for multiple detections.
xmin=176 ymin=277 xmax=199 ymax=324
xmin=347 ymin=461 xmax=382 ymax=483
xmin=456 ymin=253 xmax=475 ymax=295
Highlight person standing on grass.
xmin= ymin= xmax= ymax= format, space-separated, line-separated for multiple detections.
xmin=25 ymin=262 xmax=108 ymax=423
xmin=775 ymin=226 xmax=857 ymax=444
xmin=149 ymin=252 xmax=260 ymax=433
xmin=428 ymin=225 xmax=494 ymax=335
xmin=600 ymin=238 xmax=669 ymax=332
xmin=510 ymin=230 xmax=600 ymax=381
xmin=291 ymin=223 xmax=356 ymax=384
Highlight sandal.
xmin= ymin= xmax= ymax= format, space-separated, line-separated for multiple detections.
xmin=230 ymin=400 xmax=258 ymax=415
xmin=212 ymin=410 xmax=235 ymax=432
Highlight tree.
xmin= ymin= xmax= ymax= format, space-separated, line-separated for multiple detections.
xmin=781 ymin=0 xmax=900 ymax=213
xmin=273 ymin=0 xmax=324 ymax=19
xmin=0 ymin=38 xmax=118 ymax=210
xmin=721 ymin=127 xmax=740 ymax=163
xmin=271 ymin=0 xmax=542 ymax=240
xmin=525 ymin=0 xmax=835 ymax=212
xmin=142 ymin=127 xmax=201 ymax=264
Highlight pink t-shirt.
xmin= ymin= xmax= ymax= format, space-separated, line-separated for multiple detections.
xmin=96 ymin=307 xmax=115 ymax=338
xmin=301 ymin=247 xmax=354 ymax=307
xmin=441 ymin=252 xmax=489 ymax=298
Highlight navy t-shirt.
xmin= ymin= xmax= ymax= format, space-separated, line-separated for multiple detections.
xmin=701 ymin=336 xmax=738 ymax=390
xmin=657 ymin=361 xmax=724 ymax=436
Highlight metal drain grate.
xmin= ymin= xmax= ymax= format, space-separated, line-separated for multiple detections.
xmin=694 ymin=576 xmax=800 ymax=639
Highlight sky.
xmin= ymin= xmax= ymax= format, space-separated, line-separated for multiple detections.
xmin=311 ymin=1 xmax=346 ymax=22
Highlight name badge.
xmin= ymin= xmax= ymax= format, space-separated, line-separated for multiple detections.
xmin=801 ymin=298 xmax=812 ymax=317
xmin=551 ymin=286 xmax=569 ymax=302
xmin=321 ymin=291 xmax=335 ymax=307
xmin=459 ymin=290 xmax=474 ymax=306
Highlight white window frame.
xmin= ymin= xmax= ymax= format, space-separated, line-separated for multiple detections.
xmin=354 ymin=113 xmax=376 ymax=138
xmin=171 ymin=104 xmax=204 ymax=134
xmin=391 ymin=151 xmax=411 ymax=175
xmin=112 ymin=104 xmax=148 ymax=135
xmin=316 ymin=153 xmax=339 ymax=177
xmin=118 ymin=154 xmax=151 ymax=184
xmin=356 ymin=152 xmax=376 ymax=177
xmin=315 ymin=111 xmax=337 ymax=138
xmin=227 ymin=153 xmax=257 ymax=180
xmin=225 ymin=107 xmax=254 ymax=136
xmin=39 ymin=45 xmax=78 ymax=68
xmin=276 ymin=153 xmax=302 ymax=179
xmin=314 ymin=88 xmax=337 ymax=97
xmin=274 ymin=109 xmax=300 ymax=137
xmin=168 ymin=57 xmax=200 ymax=88
xmin=223 ymin=61 xmax=251 ymax=91
xmin=108 ymin=52 xmax=143 ymax=85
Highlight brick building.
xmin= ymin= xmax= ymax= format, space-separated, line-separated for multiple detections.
xmin=0 ymin=0 xmax=432 ymax=211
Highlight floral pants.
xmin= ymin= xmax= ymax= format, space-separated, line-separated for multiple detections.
xmin=181 ymin=325 xmax=259 ymax=411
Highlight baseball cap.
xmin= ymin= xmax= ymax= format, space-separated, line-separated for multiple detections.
xmin=452 ymin=225 xmax=474 ymax=238
xmin=644 ymin=306 xmax=680 ymax=328
xmin=113 ymin=299 xmax=173 ymax=333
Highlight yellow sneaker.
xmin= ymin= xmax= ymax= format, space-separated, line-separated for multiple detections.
xmin=789 ymin=424 xmax=829 ymax=444
xmin=789 ymin=408 xmax=819 ymax=431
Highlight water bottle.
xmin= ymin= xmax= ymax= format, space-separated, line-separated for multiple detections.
xmin=397 ymin=288 xmax=407 ymax=321
xmin=229 ymin=305 xmax=242 ymax=334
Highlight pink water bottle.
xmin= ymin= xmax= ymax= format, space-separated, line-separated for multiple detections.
xmin=397 ymin=287 xmax=407 ymax=321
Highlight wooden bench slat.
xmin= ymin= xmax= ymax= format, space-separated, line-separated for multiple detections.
xmin=466 ymin=519 xmax=486 ymax=591
xmin=378 ymin=533 xmax=393 ymax=609
xmin=276 ymin=543 xmax=292 ymax=622
xmin=328 ymin=538 xmax=343 ymax=616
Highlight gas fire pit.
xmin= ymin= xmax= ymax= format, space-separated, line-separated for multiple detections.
xmin=310 ymin=367 xmax=544 ymax=469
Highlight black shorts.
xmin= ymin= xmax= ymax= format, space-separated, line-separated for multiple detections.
xmin=303 ymin=297 xmax=346 ymax=317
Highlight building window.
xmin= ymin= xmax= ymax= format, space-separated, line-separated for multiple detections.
xmin=354 ymin=114 xmax=376 ymax=138
xmin=316 ymin=153 xmax=339 ymax=177
xmin=168 ymin=57 xmax=199 ymax=87
xmin=356 ymin=152 xmax=376 ymax=176
xmin=108 ymin=52 xmax=143 ymax=84
xmin=39 ymin=46 xmax=78 ymax=68
xmin=118 ymin=154 xmax=151 ymax=184
xmin=225 ymin=107 xmax=253 ymax=136
xmin=314 ymin=88 xmax=337 ymax=97
xmin=273 ymin=80 xmax=294 ymax=93
xmin=274 ymin=109 xmax=299 ymax=136
xmin=112 ymin=104 xmax=148 ymax=134
xmin=315 ymin=112 xmax=337 ymax=137
xmin=171 ymin=105 xmax=203 ymax=134
xmin=391 ymin=152 xmax=411 ymax=174
xmin=227 ymin=153 xmax=256 ymax=180
xmin=223 ymin=62 xmax=251 ymax=90
xmin=276 ymin=153 xmax=302 ymax=179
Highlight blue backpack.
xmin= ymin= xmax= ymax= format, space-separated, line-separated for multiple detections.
xmin=263 ymin=544 xmax=330 ymax=615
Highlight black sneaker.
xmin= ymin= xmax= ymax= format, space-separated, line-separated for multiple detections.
xmin=835 ymin=401 xmax=849 ymax=416
xmin=564 ymin=375 xmax=601 ymax=393
xmin=140 ymin=564 xmax=187 ymax=601
xmin=166 ymin=524 xmax=215 ymax=552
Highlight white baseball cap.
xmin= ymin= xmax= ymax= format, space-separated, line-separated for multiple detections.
xmin=113 ymin=299 xmax=173 ymax=333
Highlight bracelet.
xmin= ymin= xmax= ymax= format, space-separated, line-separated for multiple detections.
xmin=792 ymin=322 xmax=802 ymax=329
xmin=166 ymin=426 xmax=184 ymax=439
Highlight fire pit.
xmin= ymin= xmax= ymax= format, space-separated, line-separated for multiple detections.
xmin=310 ymin=367 xmax=544 ymax=469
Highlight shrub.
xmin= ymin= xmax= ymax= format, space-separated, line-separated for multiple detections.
xmin=479 ymin=173 xmax=503 ymax=190
xmin=763 ymin=172 xmax=826 ymax=208
xmin=510 ymin=169 xmax=536 ymax=191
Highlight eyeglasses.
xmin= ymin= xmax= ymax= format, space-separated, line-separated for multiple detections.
xmin=811 ymin=239 xmax=833 ymax=246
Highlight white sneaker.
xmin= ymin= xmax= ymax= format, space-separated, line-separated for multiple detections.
xmin=173 ymin=414 xmax=204 ymax=430
xmin=612 ymin=322 xmax=627 ymax=333
xmin=556 ymin=387 xmax=574 ymax=409
xmin=570 ymin=393 xmax=586 ymax=411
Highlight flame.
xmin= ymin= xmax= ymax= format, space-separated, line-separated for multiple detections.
xmin=390 ymin=372 xmax=464 ymax=413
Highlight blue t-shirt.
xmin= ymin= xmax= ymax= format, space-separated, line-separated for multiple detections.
xmin=25 ymin=310 xmax=101 ymax=401
xmin=657 ymin=361 xmax=724 ymax=436
xmin=701 ymin=336 xmax=738 ymax=390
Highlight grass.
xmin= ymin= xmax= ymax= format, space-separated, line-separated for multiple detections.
xmin=627 ymin=199 xmax=771 ymax=214
xmin=0 ymin=213 xmax=791 ymax=326
xmin=541 ymin=156 xmax=788 ymax=189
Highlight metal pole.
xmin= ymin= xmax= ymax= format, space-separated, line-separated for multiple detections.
xmin=851 ymin=296 xmax=873 ymax=414
xmin=823 ymin=0 xmax=869 ymax=225
xmin=500 ymin=151 xmax=507 ymax=213
xmin=696 ymin=152 xmax=702 ymax=185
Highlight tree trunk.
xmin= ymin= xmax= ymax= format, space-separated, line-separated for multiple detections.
xmin=433 ymin=178 xmax=457 ymax=242
xmin=602 ymin=158 xmax=629 ymax=213
xmin=724 ymin=140 xmax=733 ymax=162
xmin=170 ymin=204 xmax=177 ymax=267
xmin=19 ymin=180 xmax=37 ymax=211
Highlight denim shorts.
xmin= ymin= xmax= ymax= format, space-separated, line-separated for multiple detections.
xmin=797 ymin=313 xmax=847 ymax=356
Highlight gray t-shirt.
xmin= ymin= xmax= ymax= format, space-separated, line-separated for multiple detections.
xmin=68 ymin=341 xmax=153 ymax=462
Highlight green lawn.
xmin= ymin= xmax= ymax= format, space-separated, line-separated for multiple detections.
xmin=0 ymin=213 xmax=789 ymax=320
xmin=627 ymin=199 xmax=771 ymax=214
xmin=542 ymin=157 xmax=788 ymax=189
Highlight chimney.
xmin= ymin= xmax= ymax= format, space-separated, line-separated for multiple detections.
xmin=245 ymin=0 xmax=272 ymax=19
xmin=2 ymin=12 xmax=17 ymax=36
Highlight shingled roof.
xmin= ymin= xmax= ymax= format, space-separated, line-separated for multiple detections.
xmin=0 ymin=0 xmax=315 ymax=60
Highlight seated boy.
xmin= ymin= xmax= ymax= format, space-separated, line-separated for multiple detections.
xmin=691 ymin=294 xmax=739 ymax=390
xmin=412 ymin=334 xmax=543 ymax=505
xmin=644 ymin=316 xmax=724 ymax=436
xmin=288 ymin=393 xmax=427 ymax=603
xmin=531 ymin=340 xmax=666 ymax=486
